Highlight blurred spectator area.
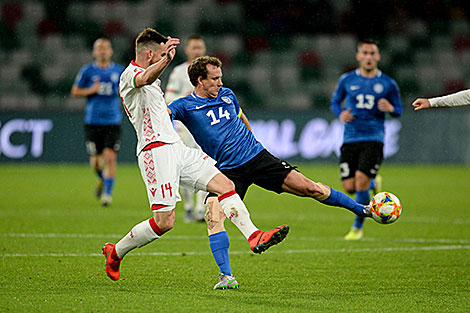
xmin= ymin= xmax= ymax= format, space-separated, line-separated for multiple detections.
xmin=0 ymin=0 xmax=469 ymax=112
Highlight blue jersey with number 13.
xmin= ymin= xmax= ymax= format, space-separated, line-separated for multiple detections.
xmin=330 ymin=69 xmax=402 ymax=144
xmin=169 ymin=87 xmax=264 ymax=170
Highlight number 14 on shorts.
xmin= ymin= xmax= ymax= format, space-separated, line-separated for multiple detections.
xmin=161 ymin=182 xmax=173 ymax=198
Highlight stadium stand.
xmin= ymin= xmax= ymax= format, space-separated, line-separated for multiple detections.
xmin=0 ymin=0 xmax=468 ymax=111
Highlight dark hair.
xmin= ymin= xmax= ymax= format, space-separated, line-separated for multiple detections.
xmin=188 ymin=56 xmax=222 ymax=86
xmin=357 ymin=39 xmax=380 ymax=51
xmin=186 ymin=35 xmax=204 ymax=46
xmin=135 ymin=28 xmax=167 ymax=54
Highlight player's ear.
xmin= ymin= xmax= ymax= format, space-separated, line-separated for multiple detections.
xmin=197 ymin=76 xmax=204 ymax=86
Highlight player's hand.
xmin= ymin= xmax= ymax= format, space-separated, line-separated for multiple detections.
xmin=378 ymin=98 xmax=394 ymax=113
xmin=89 ymin=80 xmax=100 ymax=95
xmin=339 ymin=108 xmax=354 ymax=124
xmin=162 ymin=36 xmax=180 ymax=61
xmin=411 ymin=98 xmax=431 ymax=111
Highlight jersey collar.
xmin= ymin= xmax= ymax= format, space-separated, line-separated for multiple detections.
xmin=131 ymin=60 xmax=143 ymax=68
xmin=355 ymin=68 xmax=382 ymax=78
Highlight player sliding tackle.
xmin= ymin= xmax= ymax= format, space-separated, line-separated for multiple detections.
xmin=102 ymin=28 xmax=289 ymax=282
xmin=168 ymin=56 xmax=377 ymax=289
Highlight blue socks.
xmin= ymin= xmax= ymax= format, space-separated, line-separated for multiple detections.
xmin=103 ymin=177 xmax=115 ymax=196
xmin=321 ymin=188 xmax=368 ymax=217
xmin=96 ymin=169 xmax=104 ymax=180
xmin=209 ymin=231 xmax=232 ymax=276
xmin=353 ymin=190 xmax=370 ymax=229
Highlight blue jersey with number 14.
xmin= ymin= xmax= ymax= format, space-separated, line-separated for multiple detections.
xmin=169 ymin=87 xmax=264 ymax=170
xmin=330 ymin=69 xmax=402 ymax=144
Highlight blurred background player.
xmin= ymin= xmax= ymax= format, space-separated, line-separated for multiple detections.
xmin=71 ymin=38 xmax=124 ymax=206
xmin=165 ymin=35 xmax=207 ymax=222
xmin=330 ymin=39 xmax=402 ymax=240
xmin=412 ymin=89 xmax=470 ymax=110
xmin=169 ymin=56 xmax=375 ymax=288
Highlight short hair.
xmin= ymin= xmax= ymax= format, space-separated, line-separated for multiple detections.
xmin=135 ymin=28 xmax=167 ymax=55
xmin=94 ymin=37 xmax=111 ymax=46
xmin=186 ymin=35 xmax=204 ymax=46
xmin=357 ymin=39 xmax=380 ymax=51
xmin=188 ymin=56 xmax=222 ymax=87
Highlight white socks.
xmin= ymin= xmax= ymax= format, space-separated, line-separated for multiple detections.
xmin=115 ymin=219 xmax=160 ymax=258
xmin=218 ymin=191 xmax=258 ymax=239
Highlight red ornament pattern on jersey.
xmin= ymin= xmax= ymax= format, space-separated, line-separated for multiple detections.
xmin=143 ymin=107 xmax=157 ymax=143
xmin=143 ymin=150 xmax=157 ymax=193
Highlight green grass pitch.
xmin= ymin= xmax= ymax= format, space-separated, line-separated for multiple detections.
xmin=1 ymin=164 xmax=469 ymax=312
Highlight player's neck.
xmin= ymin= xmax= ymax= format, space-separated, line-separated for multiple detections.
xmin=134 ymin=57 xmax=149 ymax=69
xmin=96 ymin=60 xmax=111 ymax=68
xmin=194 ymin=88 xmax=209 ymax=99
xmin=360 ymin=67 xmax=378 ymax=78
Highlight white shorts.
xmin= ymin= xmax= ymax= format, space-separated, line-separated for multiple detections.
xmin=138 ymin=141 xmax=219 ymax=212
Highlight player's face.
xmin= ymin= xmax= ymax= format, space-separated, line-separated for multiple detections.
xmin=356 ymin=43 xmax=380 ymax=72
xmin=92 ymin=39 xmax=113 ymax=63
xmin=149 ymin=42 xmax=167 ymax=65
xmin=200 ymin=64 xmax=223 ymax=98
xmin=185 ymin=39 xmax=206 ymax=62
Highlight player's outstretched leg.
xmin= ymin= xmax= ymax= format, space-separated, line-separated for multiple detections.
xmin=282 ymin=170 xmax=371 ymax=217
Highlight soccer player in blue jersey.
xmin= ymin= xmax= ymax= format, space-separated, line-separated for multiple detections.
xmin=71 ymin=38 xmax=124 ymax=206
xmin=168 ymin=56 xmax=379 ymax=289
xmin=330 ymin=39 xmax=402 ymax=240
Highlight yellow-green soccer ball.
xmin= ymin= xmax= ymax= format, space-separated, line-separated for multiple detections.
xmin=370 ymin=192 xmax=402 ymax=224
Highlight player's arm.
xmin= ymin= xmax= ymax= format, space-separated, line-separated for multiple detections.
xmin=378 ymin=80 xmax=402 ymax=117
xmin=330 ymin=75 xmax=353 ymax=123
xmin=70 ymin=67 xmax=100 ymax=97
xmin=239 ymin=111 xmax=252 ymax=131
xmin=135 ymin=37 xmax=180 ymax=88
xmin=167 ymin=100 xmax=183 ymax=121
xmin=413 ymin=89 xmax=470 ymax=110
xmin=71 ymin=82 xmax=100 ymax=97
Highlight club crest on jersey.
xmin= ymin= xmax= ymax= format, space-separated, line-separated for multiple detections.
xmin=221 ymin=96 xmax=232 ymax=104
xmin=111 ymin=73 xmax=119 ymax=82
xmin=373 ymin=83 xmax=384 ymax=93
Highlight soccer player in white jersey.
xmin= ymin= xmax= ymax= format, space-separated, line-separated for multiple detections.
xmin=412 ymin=89 xmax=470 ymax=110
xmin=102 ymin=28 xmax=289 ymax=286
xmin=165 ymin=35 xmax=207 ymax=223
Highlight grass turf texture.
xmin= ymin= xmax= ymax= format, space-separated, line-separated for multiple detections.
xmin=1 ymin=164 xmax=469 ymax=312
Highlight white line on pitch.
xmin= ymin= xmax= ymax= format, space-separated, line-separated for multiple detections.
xmin=1 ymin=245 xmax=470 ymax=258
xmin=3 ymin=233 xmax=470 ymax=244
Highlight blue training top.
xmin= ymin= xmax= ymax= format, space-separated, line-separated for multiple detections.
xmin=330 ymin=69 xmax=402 ymax=144
xmin=74 ymin=62 xmax=124 ymax=125
xmin=169 ymin=87 xmax=264 ymax=170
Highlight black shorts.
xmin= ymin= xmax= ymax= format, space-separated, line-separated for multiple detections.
xmin=208 ymin=149 xmax=296 ymax=199
xmin=339 ymin=141 xmax=383 ymax=180
xmin=84 ymin=125 xmax=121 ymax=156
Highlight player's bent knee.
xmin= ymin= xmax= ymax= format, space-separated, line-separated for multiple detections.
xmin=207 ymin=173 xmax=235 ymax=195
xmin=204 ymin=197 xmax=226 ymax=233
